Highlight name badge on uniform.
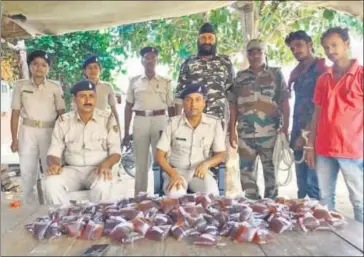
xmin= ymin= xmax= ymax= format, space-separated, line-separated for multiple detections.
xmin=22 ymin=90 xmax=34 ymax=94
xmin=176 ymin=137 xmax=186 ymax=141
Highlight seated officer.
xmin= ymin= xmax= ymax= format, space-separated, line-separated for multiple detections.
xmin=44 ymin=80 xmax=121 ymax=204
xmin=155 ymin=83 xmax=226 ymax=197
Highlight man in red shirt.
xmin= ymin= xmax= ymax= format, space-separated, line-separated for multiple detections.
xmin=306 ymin=27 xmax=363 ymax=223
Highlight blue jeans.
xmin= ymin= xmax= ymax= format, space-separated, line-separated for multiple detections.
xmin=294 ymin=151 xmax=320 ymax=200
xmin=316 ymin=155 xmax=363 ymax=223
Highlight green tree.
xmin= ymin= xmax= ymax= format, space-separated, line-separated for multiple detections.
xmin=25 ymin=30 xmax=126 ymax=110
xmin=114 ymin=1 xmax=362 ymax=74
xmin=25 ymin=1 xmax=363 ymax=102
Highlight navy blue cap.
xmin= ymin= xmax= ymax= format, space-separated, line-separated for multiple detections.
xmin=199 ymin=23 xmax=215 ymax=35
xmin=82 ymin=55 xmax=101 ymax=69
xmin=140 ymin=46 xmax=159 ymax=57
xmin=27 ymin=50 xmax=51 ymax=66
xmin=180 ymin=83 xmax=207 ymax=99
xmin=70 ymin=80 xmax=96 ymax=95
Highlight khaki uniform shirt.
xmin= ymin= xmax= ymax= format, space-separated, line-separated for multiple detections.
xmin=126 ymin=74 xmax=174 ymax=111
xmin=11 ymin=79 xmax=65 ymax=122
xmin=157 ymin=113 xmax=225 ymax=170
xmin=47 ymin=108 xmax=121 ymax=167
xmin=71 ymin=80 xmax=117 ymax=111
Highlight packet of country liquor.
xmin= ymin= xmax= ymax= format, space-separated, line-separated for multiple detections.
xmin=193 ymin=233 xmax=218 ymax=247
xmin=109 ymin=222 xmax=134 ymax=242
xmin=132 ymin=217 xmax=152 ymax=236
xmin=145 ymin=225 xmax=172 ymax=241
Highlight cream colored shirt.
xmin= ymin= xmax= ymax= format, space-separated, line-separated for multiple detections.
xmin=71 ymin=80 xmax=117 ymax=111
xmin=157 ymin=113 xmax=225 ymax=170
xmin=11 ymin=79 xmax=65 ymax=121
xmin=126 ymin=74 xmax=174 ymax=111
xmin=47 ymin=108 xmax=121 ymax=167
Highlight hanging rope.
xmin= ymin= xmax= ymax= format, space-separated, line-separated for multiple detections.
xmin=272 ymin=130 xmax=310 ymax=188
xmin=273 ymin=132 xmax=294 ymax=187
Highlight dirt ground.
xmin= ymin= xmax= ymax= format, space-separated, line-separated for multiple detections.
xmin=0 ymin=112 xmax=355 ymax=219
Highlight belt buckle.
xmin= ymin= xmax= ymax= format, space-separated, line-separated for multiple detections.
xmin=34 ymin=120 xmax=41 ymax=127
xmin=145 ymin=110 xmax=153 ymax=117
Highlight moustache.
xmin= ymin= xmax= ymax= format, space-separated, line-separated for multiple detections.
xmin=83 ymin=104 xmax=93 ymax=107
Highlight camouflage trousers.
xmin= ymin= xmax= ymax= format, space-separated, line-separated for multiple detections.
xmin=238 ymin=135 xmax=277 ymax=200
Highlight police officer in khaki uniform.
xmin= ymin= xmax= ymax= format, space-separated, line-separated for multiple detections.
xmin=156 ymin=84 xmax=226 ymax=197
xmin=45 ymin=80 xmax=121 ymax=204
xmin=123 ymin=47 xmax=175 ymax=196
xmin=71 ymin=56 xmax=121 ymax=128
xmin=10 ymin=50 xmax=65 ymax=203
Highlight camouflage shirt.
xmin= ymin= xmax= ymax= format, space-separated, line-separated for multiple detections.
xmin=289 ymin=58 xmax=326 ymax=148
xmin=228 ymin=65 xmax=289 ymax=138
xmin=175 ymin=54 xmax=235 ymax=122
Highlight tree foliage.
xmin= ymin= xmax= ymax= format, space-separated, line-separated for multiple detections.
xmin=24 ymin=1 xmax=363 ymax=90
xmin=114 ymin=1 xmax=363 ymax=72
xmin=25 ymin=31 xmax=125 ymax=110
xmin=0 ymin=44 xmax=19 ymax=82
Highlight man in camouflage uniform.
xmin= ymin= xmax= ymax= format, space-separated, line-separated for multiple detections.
xmin=174 ymin=22 xmax=234 ymax=129
xmin=228 ymin=39 xmax=290 ymax=199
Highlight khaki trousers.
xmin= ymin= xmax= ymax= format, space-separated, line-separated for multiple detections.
xmin=18 ymin=125 xmax=53 ymax=204
xmin=133 ymin=115 xmax=167 ymax=196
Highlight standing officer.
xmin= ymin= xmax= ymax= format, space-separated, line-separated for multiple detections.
xmin=229 ymin=39 xmax=290 ymax=200
xmin=45 ymin=80 xmax=121 ymax=204
xmin=10 ymin=50 xmax=65 ymax=203
xmin=175 ymin=23 xmax=234 ymax=127
xmin=123 ymin=46 xmax=175 ymax=196
xmin=156 ymin=84 xmax=225 ymax=197
xmin=72 ymin=56 xmax=121 ymax=128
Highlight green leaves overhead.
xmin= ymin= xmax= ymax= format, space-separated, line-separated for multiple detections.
xmin=25 ymin=1 xmax=363 ymax=89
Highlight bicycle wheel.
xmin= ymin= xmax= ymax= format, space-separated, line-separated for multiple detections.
xmin=120 ymin=135 xmax=153 ymax=178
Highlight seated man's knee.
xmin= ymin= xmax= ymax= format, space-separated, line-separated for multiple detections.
xmin=44 ymin=175 xmax=64 ymax=194
xmin=163 ymin=176 xmax=187 ymax=198
xmin=44 ymin=175 xmax=68 ymax=204
xmin=165 ymin=187 xmax=187 ymax=198
xmin=190 ymin=174 xmax=218 ymax=195
xmin=90 ymin=180 xmax=112 ymax=201
xmin=204 ymin=177 xmax=219 ymax=196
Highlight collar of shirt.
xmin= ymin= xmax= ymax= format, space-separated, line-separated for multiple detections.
xmin=141 ymin=73 xmax=160 ymax=81
xmin=326 ymin=59 xmax=359 ymax=77
xmin=181 ymin=113 xmax=210 ymax=128
xmin=30 ymin=77 xmax=47 ymax=89
xmin=196 ymin=54 xmax=218 ymax=60
xmin=288 ymin=58 xmax=325 ymax=89
xmin=74 ymin=110 xmax=100 ymax=124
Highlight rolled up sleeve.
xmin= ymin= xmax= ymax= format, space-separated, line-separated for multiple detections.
xmin=156 ymin=123 xmax=172 ymax=152
xmin=212 ymin=120 xmax=226 ymax=152
xmin=47 ymin=118 xmax=65 ymax=158
xmin=107 ymin=114 xmax=122 ymax=155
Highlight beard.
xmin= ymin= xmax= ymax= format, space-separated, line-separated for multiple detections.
xmin=198 ymin=43 xmax=217 ymax=56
